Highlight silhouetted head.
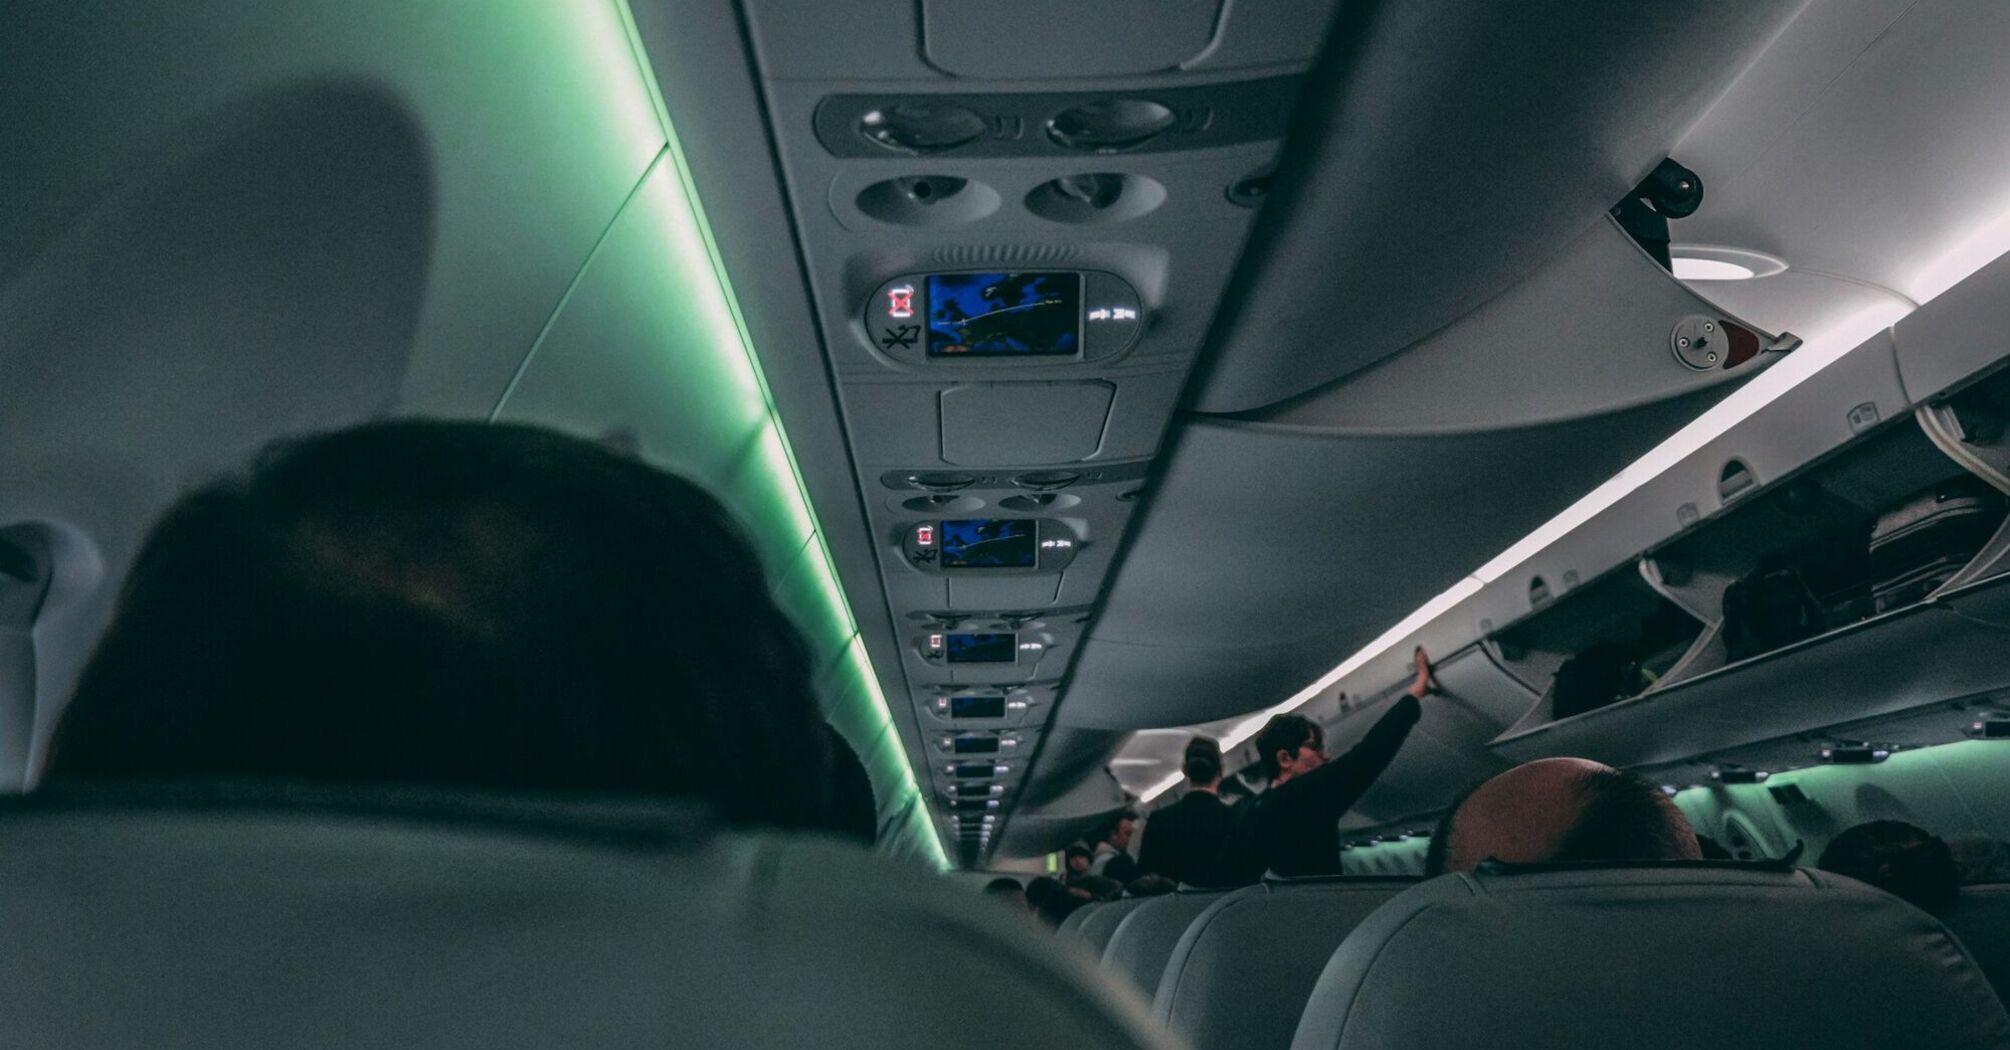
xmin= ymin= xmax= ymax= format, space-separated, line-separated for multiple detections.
xmin=1064 ymin=842 xmax=1093 ymax=875
xmin=46 ymin=420 xmax=840 ymax=830
xmin=1071 ymin=874 xmax=1124 ymax=901
xmin=981 ymin=877 xmax=1025 ymax=910
xmin=1103 ymin=808 xmax=1139 ymax=851
xmin=1183 ymin=735 xmax=1223 ymax=789
xmin=1820 ymin=820 xmax=1959 ymax=912
xmin=823 ymin=725 xmax=879 ymax=846
xmin=1429 ymin=758 xmax=1701 ymax=874
xmin=1254 ymin=714 xmax=1324 ymax=783
xmin=1023 ymin=875 xmax=1064 ymax=911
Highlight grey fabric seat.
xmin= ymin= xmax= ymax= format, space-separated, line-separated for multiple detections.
xmin=1292 ymin=865 xmax=2010 ymax=1050
xmin=1943 ymin=883 xmax=2010 ymax=1005
xmin=1074 ymin=894 xmax=1155 ymax=958
xmin=1100 ymin=888 xmax=1232 ymax=998
xmin=1153 ymin=877 xmax=1417 ymax=1050
xmin=0 ymin=784 xmax=1174 ymax=1050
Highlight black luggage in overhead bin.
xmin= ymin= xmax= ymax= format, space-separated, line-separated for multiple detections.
xmin=1721 ymin=559 xmax=1829 ymax=663
xmin=1868 ymin=476 xmax=2005 ymax=613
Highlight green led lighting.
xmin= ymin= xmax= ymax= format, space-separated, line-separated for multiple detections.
xmin=611 ymin=2 xmax=946 ymax=869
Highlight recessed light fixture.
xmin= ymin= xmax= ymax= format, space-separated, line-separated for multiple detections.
xmin=1668 ymin=244 xmax=1789 ymax=281
xmin=1672 ymin=258 xmax=1756 ymax=281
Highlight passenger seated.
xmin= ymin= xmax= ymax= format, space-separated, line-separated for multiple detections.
xmin=1136 ymin=735 xmax=1233 ymax=886
xmin=1819 ymin=820 xmax=1960 ymax=912
xmin=823 ymin=724 xmax=878 ymax=846
xmin=1032 ymin=879 xmax=1088 ymax=927
xmin=42 ymin=421 xmax=849 ymax=834
xmin=1063 ymin=842 xmax=1095 ymax=880
xmin=1090 ymin=809 xmax=1143 ymax=882
xmin=1024 ymin=875 xmax=1065 ymax=917
xmin=1071 ymin=874 xmax=1125 ymax=902
xmin=981 ymin=877 xmax=1026 ymax=910
xmin=1208 ymin=648 xmax=1432 ymax=884
xmin=1424 ymin=758 xmax=1702 ymax=874
xmin=1122 ymin=873 xmax=1177 ymax=897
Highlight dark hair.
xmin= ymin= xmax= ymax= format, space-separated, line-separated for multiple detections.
xmin=1124 ymin=874 xmax=1177 ymax=897
xmin=45 ymin=420 xmax=837 ymax=830
xmin=1064 ymin=843 xmax=1093 ymax=863
xmin=1023 ymin=876 xmax=1064 ymax=908
xmin=1253 ymin=714 xmax=1322 ymax=781
xmin=1070 ymin=874 xmax=1124 ymax=901
xmin=1423 ymin=781 xmax=1487 ymax=876
xmin=1183 ymin=735 xmax=1223 ymax=784
xmin=823 ymin=725 xmax=878 ymax=846
xmin=1101 ymin=807 xmax=1138 ymax=844
xmin=1035 ymin=885 xmax=1085 ymax=927
xmin=1819 ymin=820 xmax=1960 ymax=912
xmin=1551 ymin=769 xmax=1695 ymax=864
xmin=982 ymin=877 xmax=1024 ymax=896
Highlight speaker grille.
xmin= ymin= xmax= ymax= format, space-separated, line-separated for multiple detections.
xmin=929 ymin=244 xmax=1081 ymax=266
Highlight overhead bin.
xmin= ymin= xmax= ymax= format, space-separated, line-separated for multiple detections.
xmin=1250 ymin=218 xmax=1798 ymax=433
xmin=1190 ymin=0 xmax=1810 ymax=412
xmin=1158 ymin=251 xmax=2010 ymax=828
xmin=1486 ymin=358 xmax=2010 ymax=769
xmin=1490 ymin=574 xmax=2010 ymax=769
xmin=1063 ymin=380 xmax=1755 ymax=731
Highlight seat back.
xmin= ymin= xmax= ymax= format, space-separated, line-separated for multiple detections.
xmin=0 ymin=785 xmax=1174 ymax=1050
xmin=1293 ymin=865 xmax=2010 ymax=1050
xmin=1154 ymin=877 xmax=1417 ymax=1050
xmin=1943 ymin=883 xmax=2010 ymax=1005
xmin=1100 ymin=888 xmax=1232 ymax=998
xmin=1074 ymin=894 xmax=1155 ymax=957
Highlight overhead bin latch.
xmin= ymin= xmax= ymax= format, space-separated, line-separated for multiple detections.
xmin=1613 ymin=157 xmax=1704 ymax=270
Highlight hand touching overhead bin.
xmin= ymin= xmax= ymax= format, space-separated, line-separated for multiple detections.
xmin=1207 ymin=650 xmax=1435 ymax=884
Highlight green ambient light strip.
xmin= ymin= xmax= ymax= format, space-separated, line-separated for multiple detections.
xmin=613 ymin=2 xmax=947 ymax=869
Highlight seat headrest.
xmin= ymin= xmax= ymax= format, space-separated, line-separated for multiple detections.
xmin=1292 ymin=865 xmax=2010 ymax=1050
xmin=0 ymin=783 xmax=1173 ymax=1049
xmin=1158 ymin=876 xmax=1419 ymax=1050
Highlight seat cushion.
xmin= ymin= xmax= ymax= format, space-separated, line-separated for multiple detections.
xmin=1101 ymin=889 xmax=1231 ymax=998
xmin=1292 ymin=865 xmax=2010 ymax=1050
xmin=1943 ymin=883 xmax=2010 ymax=1005
xmin=0 ymin=783 xmax=1173 ymax=1050
xmin=1154 ymin=877 xmax=1417 ymax=1050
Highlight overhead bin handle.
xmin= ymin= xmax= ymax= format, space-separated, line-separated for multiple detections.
xmin=1717 ymin=459 xmax=1757 ymax=504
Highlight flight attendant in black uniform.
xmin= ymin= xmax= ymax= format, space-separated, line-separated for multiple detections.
xmin=1137 ymin=735 xmax=1235 ymax=886
xmin=1207 ymin=649 xmax=1433 ymax=885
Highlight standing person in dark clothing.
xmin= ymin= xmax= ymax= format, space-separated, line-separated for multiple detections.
xmin=1207 ymin=648 xmax=1433 ymax=884
xmin=1137 ymin=735 xmax=1234 ymax=885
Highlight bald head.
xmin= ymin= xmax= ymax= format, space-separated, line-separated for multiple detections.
xmin=1432 ymin=758 xmax=1701 ymax=874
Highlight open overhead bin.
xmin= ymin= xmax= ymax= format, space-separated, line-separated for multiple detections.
xmin=1061 ymin=217 xmax=1795 ymax=731
xmin=1190 ymin=0 xmax=1810 ymax=413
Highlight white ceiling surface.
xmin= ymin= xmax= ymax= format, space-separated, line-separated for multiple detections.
xmin=1103 ymin=0 xmax=2010 ymax=810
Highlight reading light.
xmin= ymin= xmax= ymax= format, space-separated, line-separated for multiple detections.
xmin=1819 ymin=744 xmax=1891 ymax=764
xmin=1667 ymin=245 xmax=1787 ymax=282
xmin=1968 ymin=715 xmax=2010 ymax=739
xmin=1709 ymin=768 xmax=1770 ymax=785
xmin=1672 ymin=258 xmax=1756 ymax=281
